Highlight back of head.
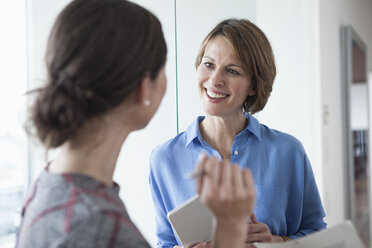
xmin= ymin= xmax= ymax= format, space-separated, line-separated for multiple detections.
xmin=195 ymin=18 xmax=276 ymax=114
xmin=30 ymin=0 xmax=167 ymax=148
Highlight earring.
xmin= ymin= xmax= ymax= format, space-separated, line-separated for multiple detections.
xmin=144 ymin=100 xmax=150 ymax=106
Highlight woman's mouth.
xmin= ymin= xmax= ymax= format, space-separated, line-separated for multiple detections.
xmin=205 ymin=88 xmax=228 ymax=99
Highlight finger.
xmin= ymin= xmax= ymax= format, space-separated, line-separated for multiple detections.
xmin=242 ymin=168 xmax=254 ymax=189
xmin=205 ymin=156 xmax=221 ymax=187
xmin=189 ymin=242 xmax=208 ymax=248
xmin=242 ymin=169 xmax=255 ymax=212
xmin=221 ymin=159 xmax=232 ymax=186
xmin=246 ymin=231 xmax=272 ymax=243
xmin=250 ymin=213 xmax=258 ymax=224
xmin=219 ymin=160 xmax=233 ymax=200
xmin=232 ymin=163 xmax=243 ymax=189
xmin=199 ymin=156 xmax=221 ymax=204
xmin=247 ymin=223 xmax=268 ymax=234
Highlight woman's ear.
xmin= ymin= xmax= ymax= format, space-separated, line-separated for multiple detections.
xmin=247 ymin=76 xmax=257 ymax=97
xmin=135 ymin=74 xmax=152 ymax=107
xmin=248 ymin=89 xmax=256 ymax=96
xmin=248 ymin=85 xmax=256 ymax=96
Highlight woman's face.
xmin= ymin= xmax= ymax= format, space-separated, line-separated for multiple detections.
xmin=196 ymin=36 xmax=255 ymax=117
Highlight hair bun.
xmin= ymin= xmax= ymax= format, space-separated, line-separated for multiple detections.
xmin=32 ymin=81 xmax=92 ymax=148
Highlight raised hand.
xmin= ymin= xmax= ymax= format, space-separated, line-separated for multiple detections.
xmin=195 ymin=154 xmax=256 ymax=248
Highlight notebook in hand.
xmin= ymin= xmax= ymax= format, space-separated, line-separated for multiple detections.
xmin=167 ymin=195 xmax=216 ymax=247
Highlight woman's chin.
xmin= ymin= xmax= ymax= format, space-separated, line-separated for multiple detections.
xmin=203 ymin=108 xmax=225 ymax=117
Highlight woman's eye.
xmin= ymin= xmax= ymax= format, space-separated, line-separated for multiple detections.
xmin=227 ymin=68 xmax=240 ymax=75
xmin=204 ymin=62 xmax=213 ymax=68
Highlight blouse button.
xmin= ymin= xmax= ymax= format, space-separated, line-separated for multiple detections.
xmin=234 ymin=150 xmax=238 ymax=155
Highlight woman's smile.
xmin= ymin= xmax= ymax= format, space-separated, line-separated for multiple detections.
xmin=205 ymin=87 xmax=229 ymax=100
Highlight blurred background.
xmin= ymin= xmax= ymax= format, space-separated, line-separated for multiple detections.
xmin=0 ymin=0 xmax=371 ymax=247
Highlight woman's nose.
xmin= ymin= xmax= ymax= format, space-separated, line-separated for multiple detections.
xmin=209 ymin=69 xmax=224 ymax=87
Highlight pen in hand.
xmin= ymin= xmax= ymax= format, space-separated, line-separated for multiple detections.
xmin=185 ymin=168 xmax=206 ymax=179
xmin=184 ymin=152 xmax=207 ymax=179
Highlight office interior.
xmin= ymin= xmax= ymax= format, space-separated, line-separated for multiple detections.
xmin=0 ymin=0 xmax=372 ymax=247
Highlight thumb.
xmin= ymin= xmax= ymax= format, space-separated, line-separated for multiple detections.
xmin=250 ymin=213 xmax=259 ymax=224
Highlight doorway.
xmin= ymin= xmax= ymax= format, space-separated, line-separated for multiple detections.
xmin=341 ymin=26 xmax=371 ymax=247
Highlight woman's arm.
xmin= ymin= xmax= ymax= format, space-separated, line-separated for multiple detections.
xmin=288 ymin=154 xmax=327 ymax=239
xmin=149 ymin=150 xmax=179 ymax=248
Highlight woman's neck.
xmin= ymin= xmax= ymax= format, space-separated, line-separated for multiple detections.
xmin=200 ymin=111 xmax=247 ymax=159
xmin=48 ymin=116 xmax=131 ymax=186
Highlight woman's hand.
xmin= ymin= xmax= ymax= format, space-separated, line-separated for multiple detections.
xmin=245 ymin=213 xmax=272 ymax=244
xmin=195 ymin=155 xmax=255 ymax=222
xmin=244 ymin=213 xmax=286 ymax=247
xmin=195 ymin=154 xmax=256 ymax=248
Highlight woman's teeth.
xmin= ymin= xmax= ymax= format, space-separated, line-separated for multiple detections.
xmin=206 ymin=89 xmax=228 ymax=99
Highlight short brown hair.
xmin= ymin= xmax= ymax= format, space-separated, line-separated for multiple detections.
xmin=195 ymin=18 xmax=276 ymax=114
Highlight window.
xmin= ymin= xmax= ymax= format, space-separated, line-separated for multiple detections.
xmin=0 ymin=1 xmax=28 ymax=247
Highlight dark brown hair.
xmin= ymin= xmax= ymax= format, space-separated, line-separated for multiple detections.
xmin=195 ymin=18 xmax=276 ymax=114
xmin=29 ymin=0 xmax=167 ymax=148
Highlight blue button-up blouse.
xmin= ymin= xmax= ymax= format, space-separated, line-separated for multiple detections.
xmin=149 ymin=113 xmax=326 ymax=247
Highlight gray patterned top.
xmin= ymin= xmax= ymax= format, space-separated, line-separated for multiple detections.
xmin=16 ymin=169 xmax=150 ymax=248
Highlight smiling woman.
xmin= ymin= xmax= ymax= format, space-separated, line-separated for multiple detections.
xmin=149 ymin=18 xmax=327 ymax=248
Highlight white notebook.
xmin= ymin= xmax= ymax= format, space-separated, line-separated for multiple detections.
xmin=167 ymin=194 xmax=253 ymax=247
xmin=254 ymin=220 xmax=365 ymax=248
xmin=167 ymin=195 xmax=216 ymax=247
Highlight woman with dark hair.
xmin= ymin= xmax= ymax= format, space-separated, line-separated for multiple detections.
xmin=16 ymin=1 xmax=256 ymax=248
xmin=149 ymin=18 xmax=327 ymax=248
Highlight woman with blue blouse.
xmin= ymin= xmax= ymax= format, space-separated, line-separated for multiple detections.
xmin=149 ymin=18 xmax=327 ymax=248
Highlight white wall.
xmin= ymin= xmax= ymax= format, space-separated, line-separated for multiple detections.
xmin=255 ymin=0 xmax=323 ymax=209
xmin=319 ymin=0 xmax=372 ymax=227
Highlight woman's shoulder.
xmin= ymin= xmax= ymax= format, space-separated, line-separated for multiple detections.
xmin=152 ymin=116 xmax=203 ymax=155
xmin=63 ymin=207 xmax=150 ymax=248
xmin=260 ymin=124 xmax=305 ymax=154
xmin=151 ymin=131 xmax=187 ymax=160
